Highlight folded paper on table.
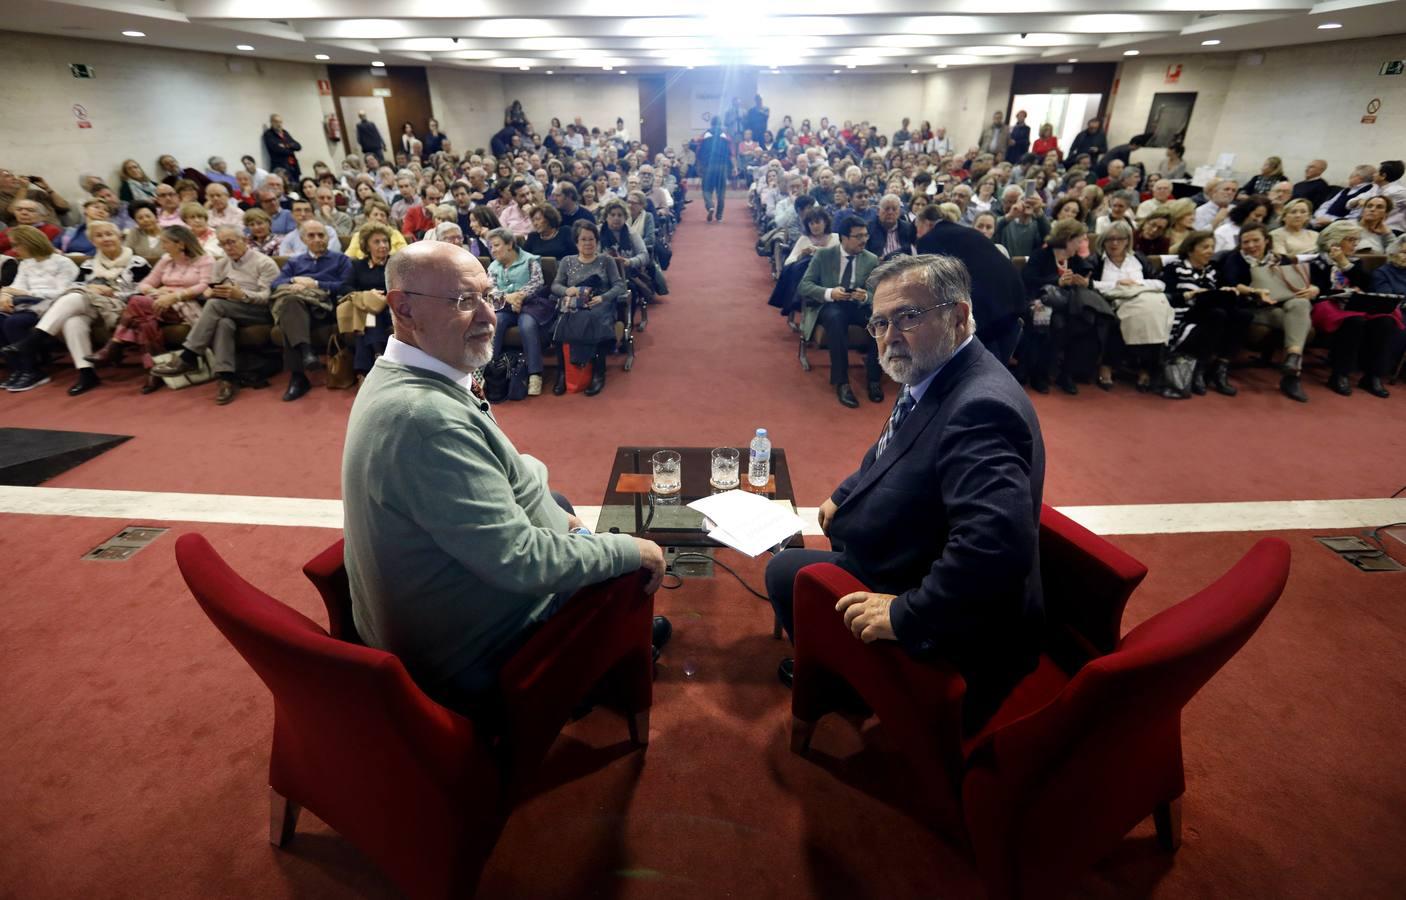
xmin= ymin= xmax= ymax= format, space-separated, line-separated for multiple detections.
xmin=688 ymin=490 xmax=804 ymax=557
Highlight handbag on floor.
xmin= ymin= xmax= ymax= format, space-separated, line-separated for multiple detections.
xmin=1162 ymin=354 xmax=1196 ymax=396
xmin=506 ymin=353 xmax=529 ymax=401
xmin=151 ymin=349 xmax=215 ymax=390
xmin=325 ymin=334 xmax=356 ymax=390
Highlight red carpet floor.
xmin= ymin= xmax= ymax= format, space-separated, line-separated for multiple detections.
xmin=3 ymin=194 xmax=1405 ymax=898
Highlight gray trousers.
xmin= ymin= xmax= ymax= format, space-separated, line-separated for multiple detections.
xmin=272 ymin=296 xmax=330 ymax=372
xmin=1252 ymin=296 xmax=1311 ymax=351
xmin=184 ymin=298 xmax=273 ymax=375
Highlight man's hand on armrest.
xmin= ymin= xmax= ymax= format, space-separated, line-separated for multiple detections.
xmin=633 ymin=538 xmax=666 ymax=594
xmin=837 ymin=591 xmax=898 ymax=643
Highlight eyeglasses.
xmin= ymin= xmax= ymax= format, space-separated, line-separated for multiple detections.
xmin=865 ymin=301 xmax=956 ymax=338
xmin=399 ymin=289 xmax=503 ymax=312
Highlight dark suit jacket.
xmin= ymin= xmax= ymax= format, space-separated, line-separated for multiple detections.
xmin=915 ymin=220 xmax=1027 ymax=338
xmin=1292 ymin=178 xmax=1336 ymax=211
xmin=866 ymin=218 xmax=917 ymax=258
xmin=827 ymin=336 xmax=1045 ymax=727
xmin=356 ymin=120 xmax=385 ymax=157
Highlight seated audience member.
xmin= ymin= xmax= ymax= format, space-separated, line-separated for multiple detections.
xmin=579 ymin=182 xmax=602 ymax=217
xmin=495 ymin=179 xmax=534 ymax=238
xmin=1090 ymin=221 xmax=1175 ymax=391
xmin=149 ymin=226 xmax=280 ymax=404
xmin=1314 ymin=164 xmax=1376 ymax=225
xmin=402 ymin=185 xmax=442 ymax=241
xmin=0 ymin=226 xmax=80 ymax=392
xmin=525 ymin=204 xmax=576 ymax=259
xmin=867 ymin=194 xmax=916 ymax=258
xmin=90 ymin=183 xmax=135 ymax=231
xmin=241 ymin=155 xmax=270 ymax=192
xmin=1354 ymin=196 xmax=1398 ymax=254
xmin=240 ymin=208 xmax=280 ymax=258
xmin=1159 ymin=230 xmax=1250 ymax=399
xmin=799 ymin=213 xmax=883 ymax=408
xmin=431 ymin=221 xmax=464 ymax=246
xmin=1157 ymin=143 xmax=1188 ymax=181
xmin=335 ymin=223 xmax=395 ymax=382
xmin=341 ymin=240 xmax=664 ymax=712
xmin=1195 ymin=178 xmax=1237 ymax=230
xmin=969 ymin=178 xmax=998 ymax=220
xmin=1270 ymin=199 xmax=1319 ymax=255
xmin=1017 ymin=219 xmax=1108 ymax=394
xmin=202 ymin=183 xmax=243 ymax=230
xmin=1164 ymin=198 xmax=1198 ymax=253
xmin=152 ymin=183 xmax=184 ymax=227
xmin=87 ymin=225 xmax=213 ymax=391
xmin=389 ymin=175 xmax=420 ymax=225
xmin=598 ymin=199 xmax=649 ymax=283
xmin=279 ymin=199 xmax=343 ymax=257
xmin=122 ymin=201 xmax=165 ymax=262
xmin=257 ymin=189 xmax=297 ymax=236
xmin=4 ymin=221 xmax=149 ymax=395
xmin=1265 ymin=180 xmax=1294 ymax=228
xmin=1215 ymin=195 xmax=1272 ymax=252
xmin=1137 ymin=179 xmax=1175 ymax=219
xmin=1216 ymin=223 xmax=1316 ymax=402
xmin=550 ymin=220 xmax=624 ymax=397
xmin=57 ymin=198 xmax=111 ymax=255
xmin=157 ymin=154 xmax=210 ymax=198
xmin=639 ymin=166 xmax=673 ymax=216
xmin=766 ymin=253 xmax=1045 ymax=730
xmin=204 ymin=156 xmax=240 ymax=192
xmin=347 ymin=201 xmax=408 ymax=259
xmin=0 ymin=199 xmax=62 ymax=257
xmin=1243 ymin=156 xmax=1287 ymax=197
xmin=466 ymin=206 xmax=502 ymax=257
xmin=173 ymin=179 xmax=201 ymax=206
xmin=624 ymin=191 xmax=657 ymax=258
xmin=972 ymin=212 xmax=1008 ymax=257
xmin=1307 ymin=221 xmax=1397 ymax=398
xmin=119 ymin=159 xmax=159 ymax=203
xmin=1292 ymin=159 xmax=1335 ymax=211
xmin=486 ymin=227 xmax=553 ymax=397
xmin=1134 ymin=209 xmax=1172 ymax=256
xmin=269 ymin=220 xmax=352 ymax=401
xmin=995 ymin=194 xmax=1049 ymax=258
xmin=314 ymin=186 xmax=355 ymax=238
xmin=785 ymin=207 xmax=838 ymax=265
xmin=1095 ymin=190 xmax=1138 ymax=235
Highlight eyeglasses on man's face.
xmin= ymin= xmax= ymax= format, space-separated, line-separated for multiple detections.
xmin=399 ymin=289 xmax=503 ymax=313
xmin=865 ymin=301 xmax=956 ymax=338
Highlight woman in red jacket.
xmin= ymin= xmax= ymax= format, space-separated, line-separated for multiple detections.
xmin=1033 ymin=123 xmax=1061 ymax=161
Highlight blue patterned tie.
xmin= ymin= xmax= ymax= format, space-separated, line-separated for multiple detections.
xmin=876 ymin=385 xmax=915 ymax=458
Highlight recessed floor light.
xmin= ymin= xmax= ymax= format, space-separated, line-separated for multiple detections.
xmin=314 ymin=54 xmax=330 ymax=60
xmin=122 ymin=30 xmax=145 ymax=37
xmin=1201 ymin=39 xmax=1221 ymax=46
xmin=1123 ymin=49 xmax=1140 ymax=56
xmin=236 ymin=44 xmax=254 ymax=51
xmin=1317 ymin=22 xmax=1342 ymax=29
xmin=371 ymin=60 xmax=385 ymax=67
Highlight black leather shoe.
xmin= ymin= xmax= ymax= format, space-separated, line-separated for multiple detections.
xmin=282 ymin=373 xmax=311 ymax=402
xmin=553 ymin=368 xmax=567 ymax=395
xmin=67 ymin=369 xmax=99 ymax=396
xmin=778 ymin=657 xmax=794 ymax=689
xmin=1280 ymin=373 xmax=1308 ymax=403
xmin=652 ymin=615 xmax=672 ymax=650
xmin=1281 ymin=352 xmax=1302 ymax=376
xmin=1329 ymin=374 xmax=1353 ymax=396
xmin=1057 ymin=372 xmax=1079 ymax=395
xmin=867 ymin=381 xmax=884 ymax=403
xmin=584 ymin=370 xmax=605 ymax=396
xmin=139 ymin=374 xmax=163 ymax=395
xmin=1210 ymin=361 xmax=1238 ymax=396
xmin=301 ymin=348 xmax=322 ymax=372
xmin=835 ymin=383 xmax=859 ymax=408
xmin=1030 ymin=376 xmax=1050 ymax=394
xmin=1359 ymin=375 xmax=1390 ymax=399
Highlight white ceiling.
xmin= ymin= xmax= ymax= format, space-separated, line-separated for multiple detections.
xmin=8 ymin=0 xmax=1404 ymax=73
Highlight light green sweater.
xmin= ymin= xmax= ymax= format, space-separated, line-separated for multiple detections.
xmin=342 ymin=359 xmax=641 ymax=693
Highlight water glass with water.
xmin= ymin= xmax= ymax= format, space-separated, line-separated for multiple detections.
xmin=710 ymin=447 xmax=740 ymax=489
xmin=652 ymin=450 xmax=682 ymax=495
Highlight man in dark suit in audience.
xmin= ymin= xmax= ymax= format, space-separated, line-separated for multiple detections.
xmin=799 ymin=213 xmax=883 ymax=408
xmin=767 ymin=253 xmax=1046 ymax=730
xmin=1291 ymin=159 xmax=1335 ymax=211
xmin=914 ymin=206 xmax=1026 ymax=364
xmin=867 ymin=194 xmax=916 ymax=258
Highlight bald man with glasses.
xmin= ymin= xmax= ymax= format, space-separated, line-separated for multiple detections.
xmin=269 ymin=219 xmax=351 ymax=400
xmin=341 ymin=241 xmax=667 ymax=714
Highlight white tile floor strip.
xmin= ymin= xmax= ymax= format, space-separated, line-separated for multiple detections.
xmin=0 ymin=486 xmax=1403 ymax=537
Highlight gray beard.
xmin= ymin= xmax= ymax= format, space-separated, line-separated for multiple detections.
xmin=880 ymin=332 xmax=957 ymax=385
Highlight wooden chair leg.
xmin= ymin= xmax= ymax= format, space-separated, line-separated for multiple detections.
xmin=791 ymin=716 xmax=818 ymax=755
xmin=1153 ymin=796 xmax=1183 ymax=852
xmin=628 ymin=709 xmax=651 ymax=747
xmin=268 ymin=787 xmax=300 ymax=847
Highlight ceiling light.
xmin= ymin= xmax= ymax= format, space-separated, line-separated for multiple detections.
xmin=1317 ymin=22 xmax=1342 ymax=29
xmin=1123 ymin=49 xmax=1140 ymax=56
xmin=602 ymin=64 xmax=612 ymax=70
xmin=546 ymin=69 xmax=554 ymax=75
xmin=519 ymin=65 xmax=530 ymax=71
xmin=1201 ymin=39 xmax=1221 ymax=46
xmin=371 ymin=60 xmax=385 ymax=67
xmin=846 ymin=63 xmax=856 ymax=69
xmin=687 ymin=65 xmax=695 ymax=69
xmin=619 ymin=70 xmax=628 ymax=74
xmin=938 ymin=63 xmax=949 ymax=69
xmin=236 ymin=44 xmax=254 ymax=51
xmin=832 ymin=69 xmax=839 ymax=74
xmin=1068 ymin=58 xmax=1079 ymax=63
xmin=314 ymin=53 xmax=330 ymax=60
xmin=122 ymin=30 xmax=145 ymax=38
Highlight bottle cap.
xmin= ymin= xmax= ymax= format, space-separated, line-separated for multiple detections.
xmin=756 ymin=428 xmax=767 ymax=437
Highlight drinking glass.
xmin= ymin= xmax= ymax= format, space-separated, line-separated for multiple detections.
xmin=710 ymin=447 xmax=740 ymax=489
xmin=651 ymin=450 xmax=682 ymax=495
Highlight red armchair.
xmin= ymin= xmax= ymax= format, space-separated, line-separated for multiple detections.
xmin=178 ymin=533 xmax=653 ymax=900
xmin=789 ymin=505 xmax=1149 ymax=839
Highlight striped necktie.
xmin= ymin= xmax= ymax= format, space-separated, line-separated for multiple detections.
xmin=876 ymin=385 xmax=915 ymax=458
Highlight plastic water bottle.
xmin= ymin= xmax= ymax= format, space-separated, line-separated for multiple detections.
xmin=748 ymin=429 xmax=771 ymax=488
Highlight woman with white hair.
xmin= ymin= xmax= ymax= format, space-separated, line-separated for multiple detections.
xmin=1089 ymin=220 xmax=1175 ymax=391
xmin=1307 ymin=220 xmax=1397 ymax=397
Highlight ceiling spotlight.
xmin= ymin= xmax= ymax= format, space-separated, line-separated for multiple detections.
xmin=687 ymin=65 xmax=695 ymax=69
xmin=546 ymin=69 xmax=554 ymax=74
xmin=519 ymin=65 xmax=530 ymax=70
xmin=1123 ymin=49 xmax=1140 ymax=56
xmin=1201 ymin=39 xmax=1221 ymax=46
xmin=314 ymin=53 xmax=330 ymax=60
xmin=1068 ymin=58 xmax=1079 ymax=63
xmin=602 ymin=64 xmax=612 ymax=70
xmin=122 ymin=30 xmax=145 ymax=37
xmin=236 ymin=44 xmax=254 ymax=51
xmin=619 ymin=69 xmax=628 ymax=74
xmin=371 ymin=60 xmax=385 ymax=67
xmin=938 ymin=63 xmax=949 ymax=69
xmin=832 ymin=69 xmax=840 ymax=74
xmin=1317 ymin=22 xmax=1342 ymax=29
xmin=846 ymin=63 xmax=856 ymax=69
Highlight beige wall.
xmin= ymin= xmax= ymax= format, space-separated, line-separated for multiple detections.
xmin=428 ymin=69 xmax=642 ymax=154
xmin=0 ymin=32 xmax=336 ymax=190
xmin=1111 ymin=36 xmax=1406 ymax=185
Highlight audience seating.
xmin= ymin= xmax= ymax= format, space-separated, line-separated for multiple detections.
xmin=177 ymin=533 xmax=653 ymax=899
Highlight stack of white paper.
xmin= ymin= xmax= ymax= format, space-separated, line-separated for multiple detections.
xmin=687 ymin=490 xmax=805 ymax=557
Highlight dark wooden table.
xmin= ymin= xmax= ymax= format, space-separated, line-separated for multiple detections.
xmin=596 ymin=446 xmax=803 ymax=549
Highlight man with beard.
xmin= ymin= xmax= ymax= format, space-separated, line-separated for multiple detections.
xmin=765 ymin=254 xmax=1046 ymax=730
xmin=342 ymin=241 xmax=668 ymax=713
